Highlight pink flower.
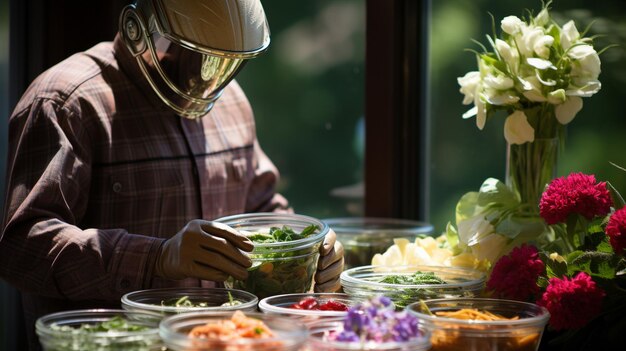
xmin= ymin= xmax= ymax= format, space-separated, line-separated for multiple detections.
xmin=537 ymin=272 xmax=605 ymax=331
xmin=606 ymin=207 xmax=626 ymax=255
xmin=487 ymin=244 xmax=544 ymax=301
xmin=539 ymin=173 xmax=612 ymax=225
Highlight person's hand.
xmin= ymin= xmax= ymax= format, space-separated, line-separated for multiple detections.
xmin=314 ymin=229 xmax=344 ymax=292
xmin=154 ymin=220 xmax=253 ymax=281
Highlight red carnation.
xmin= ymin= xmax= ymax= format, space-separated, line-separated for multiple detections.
xmin=606 ymin=207 xmax=626 ymax=255
xmin=487 ymin=244 xmax=544 ymax=301
xmin=539 ymin=173 xmax=612 ymax=225
xmin=537 ymin=272 xmax=605 ymax=331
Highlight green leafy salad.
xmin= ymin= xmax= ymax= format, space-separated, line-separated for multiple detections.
xmin=160 ymin=293 xmax=242 ymax=308
xmin=227 ymin=225 xmax=321 ymax=299
xmin=377 ymin=271 xmax=449 ymax=309
xmin=45 ymin=316 xmax=158 ymax=351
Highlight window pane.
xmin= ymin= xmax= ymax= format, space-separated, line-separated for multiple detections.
xmin=236 ymin=0 xmax=365 ymax=218
xmin=429 ymin=0 xmax=626 ymax=233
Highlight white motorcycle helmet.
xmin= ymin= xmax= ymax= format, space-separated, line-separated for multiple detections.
xmin=119 ymin=0 xmax=270 ymax=118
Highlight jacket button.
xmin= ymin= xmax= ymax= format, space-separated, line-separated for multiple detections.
xmin=112 ymin=182 xmax=122 ymax=193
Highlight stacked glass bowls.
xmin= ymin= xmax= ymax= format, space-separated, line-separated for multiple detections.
xmin=36 ymin=309 xmax=162 ymax=351
xmin=216 ymin=213 xmax=329 ymax=299
xmin=341 ymin=265 xmax=486 ymax=308
xmin=121 ymin=287 xmax=258 ymax=315
xmin=307 ymin=317 xmax=432 ymax=351
xmin=159 ymin=311 xmax=308 ymax=351
xmin=323 ymin=217 xmax=434 ymax=268
xmin=408 ymin=298 xmax=550 ymax=351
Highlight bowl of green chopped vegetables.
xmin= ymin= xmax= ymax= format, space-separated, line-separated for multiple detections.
xmin=216 ymin=212 xmax=329 ymax=299
xmin=341 ymin=265 xmax=486 ymax=309
xmin=121 ymin=287 xmax=258 ymax=315
xmin=36 ymin=309 xmax=162 ymax=351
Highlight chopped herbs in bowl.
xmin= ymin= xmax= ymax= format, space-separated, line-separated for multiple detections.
xmin=307 ymin=296 xmax=431 ymax=351
xmin=121 ymin=287 xmax=258 ymax=315
xmin=216 ymin=213 xmax=329 ymax=299
xmin=341 ymin=265 xmax=486 ymax=309
xmin=36 ymin=309 xmax=162 ymax=351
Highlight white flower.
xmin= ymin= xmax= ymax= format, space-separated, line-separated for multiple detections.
xmin=521 ymin=76 xmax=548 ymax=102
xmin=560 ymin=20 xmax=580 ymax=51
xmin=534 ymin=8 xmax=550 ymax=27
xmin=501 ymin=16 xmax=524 ymax=35
xmin=484 ymin=89 xmax=520 ymax=106
xmin=495 ymin=39 xmax=519 ymax=70
xmin=475 ymin=93 xmax=487 ymax=130
xmin=517 ymin=25 xmax=554 ymax=59
xmin=547 ymin=89 xmax=567 ymax=105
xmin=569 ymin=45 xmax=601 ymax=85
xmin=458 ymin=71 xmax=481 ymax=105
xmin=483 ymin=73 xmax=514 ymax=90
xmin=468 ymin=233 xmax=508 ymax=263
xmin=555 ymin=96 xmax=583 ymax=124
xmin=457 ymin=215 xmax=494 ymax=246
xmin=504 ymin=110 xmax=535 ymax=144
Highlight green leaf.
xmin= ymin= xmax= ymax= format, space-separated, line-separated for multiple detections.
xmin=569 ymin=251 xmax=618 ymax=279
xmin=496 ymin=216 xmax=546 ymax=240
xmin=456 ymin=191 xmax=479 ymax=222
xmin=607 ymin=181 xmax=626 ymax=210
xmin=445 ymin=222 xmax=461 ymax=254
xmin=540 ymin=251 xmax=568 ymax=278
xmin=477 ymin=178 xmax=518 ymax=207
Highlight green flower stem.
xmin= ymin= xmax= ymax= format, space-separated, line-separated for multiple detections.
xmin=507 ymin=137 xmax=560 ymax=212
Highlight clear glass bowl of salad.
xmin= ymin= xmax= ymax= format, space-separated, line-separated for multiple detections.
xmin=121 ymin=287 xmax=258 ymax=315
xmin=407 ymin=298 xmax=550 ymax=351
xmin=216 ymin=213 xmax=329 ymax=299
xmin=36 ymin=309 xmax=162 ymax=351
xmin=341 ymin=265 xmax=486 ymax=309
xmin=322 ymin=217 xmax=434 ymax=269
xmin=159 ymin=310 xmax=308 ymax=351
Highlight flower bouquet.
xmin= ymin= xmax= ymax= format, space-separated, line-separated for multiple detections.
xmin=486 ymin=172 xmax=626 ymax=349
xmin=457 ymin=1 xmax=607 ymax=208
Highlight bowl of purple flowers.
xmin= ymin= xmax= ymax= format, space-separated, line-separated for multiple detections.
xmin=306 ymin=296 xmax=431 ymax=351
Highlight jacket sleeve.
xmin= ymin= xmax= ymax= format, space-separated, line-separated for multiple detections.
xmin=0 ymin=98 xmax=163 ymax=302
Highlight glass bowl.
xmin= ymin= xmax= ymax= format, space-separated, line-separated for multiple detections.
xmin=322 ymin=217 xmax=434 ymax=268
xmin=159 ymin=311 xmax=308 ymax=351
xmin=35 ymin=309 xmax=162 ymax=351
xmin=258 ymin=293 xmax=357 ymax=325
xmin=340 ymin=265 xmax=485 ymax=308
xmin=306 ymin=317 xmax=431 ymax=351
xmin=121 ymin=287 xmax=258 ymax=315
xmin=216 ymin=212 xmax=329 ymax=299
xmin=407 ymin=298 xmax=550 ymax=351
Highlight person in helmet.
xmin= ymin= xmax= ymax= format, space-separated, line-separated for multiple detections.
xmin=0 ymin=1 xmax=344 ymax=349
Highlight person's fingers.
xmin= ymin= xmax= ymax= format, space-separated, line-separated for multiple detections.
xmin=197 ymin=234 xmax=252 ymax=268
xmin=315 ymin=256 xmax=344 ymax=284
xmin=314 ymin=276 xmax=342 ymax=293
xmin=320 ymin=229 xmax=337 ymax=256
xmin=202 ymin=221 xmax=254 ymax=252
xmin=190 ymin=246 xmax=250 ymax=280
xmin=189 ymin=262 xmax=230 ymax=282
xmin=317 ymin=240 xmax=344 ymax=270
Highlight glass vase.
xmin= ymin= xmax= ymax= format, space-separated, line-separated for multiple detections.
xmin=506 ymin=137 xmax=559 ymax=212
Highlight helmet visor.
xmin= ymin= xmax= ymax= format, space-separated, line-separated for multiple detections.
xmin=150 ymin=31 xmax=245 ymax=102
